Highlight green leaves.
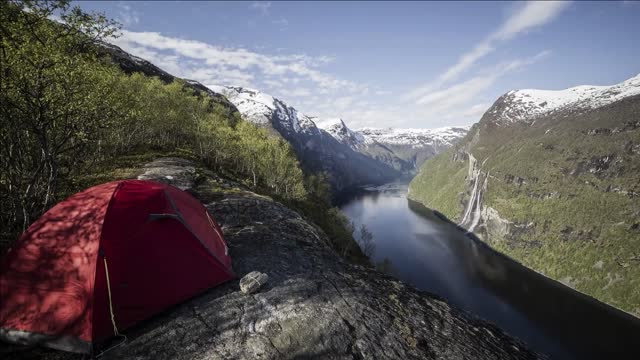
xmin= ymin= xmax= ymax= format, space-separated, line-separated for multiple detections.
xmin=0 ymin=0 xmax=336 ymax=256
xmin=1 ymin=1 xmax=124 ymax=240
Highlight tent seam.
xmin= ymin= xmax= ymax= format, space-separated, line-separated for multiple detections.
xmin=89 ymin=181 xmax=125 ymax=348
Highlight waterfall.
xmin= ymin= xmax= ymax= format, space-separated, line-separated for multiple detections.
xmin=460 ymin=170 xmax=479 ymax=224
xmin=468 ymin=173 xmax=488 ymax=232
xmin=459 ymin=153 xmax=488 ymax=232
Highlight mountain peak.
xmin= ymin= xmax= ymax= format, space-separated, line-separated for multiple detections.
xmin=314 ymin=117 xmax=347 ymax=128
xmin=486 ymin=73 xmax=640 ymax=124
xmin=358 ymin=126 xmax=471 ymax=148
xmin=207 ymin=85 xmax=319 ymax=135
xmin=315 ymin=118 xmax=365 ymax=149
xmin=208 ymin=83 xmax=468 ymax=175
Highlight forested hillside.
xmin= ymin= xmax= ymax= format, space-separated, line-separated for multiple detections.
xmin=0 ymin=0 xmax=362 ymax=261
xmin=409 ymin=77 xmax=640 ymax=314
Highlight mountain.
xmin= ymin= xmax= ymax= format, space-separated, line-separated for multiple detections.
xmin=314 ymin=118 xmax=365 ymax=150
xmin=208 ymin=86 xmax=401 ymax=191
xmin=98 ymin=42 xmax=399 ymax=191
xmin=99 ymin=41 xmax=466 ymax=188
xmin=358 ymin=126 xmax=471 ymax=171
xmin=314 ymin=118 xmax=470 ymax=173
xmin=97 ymin=42 xmax=238 ymax=114
xmin=488 ymin=75 xmax=640 ymax=124
xmin=313 ymin=118 xmax=413 ymax=173
xmin=408 ymin=74 xmax=640 ymax=315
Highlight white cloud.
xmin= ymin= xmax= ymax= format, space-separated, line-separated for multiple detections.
xmin=249 ymin=2 xmax=291 ymax=31
xmin=458 ymin=103 xmax=492 ymax=119
xmin=334 ymin=96 xmax=356 ymax=110
xmin=416 ymin=76 xmax=496 ymax=108
xmin=263 ymin=79 xmax=284 ymax=89
xmin=416 ymin=50 xmax=550 ymax=110
xmin=250 ymin=2 xmax=272 ymax=16
xmin=117 ymin=2 xmax=140 ymax=26
xmin=439 ymin=41 xmax=494 ymax=85
xmin=277 ymin=87 xmax=312 ymax=97
xmin=493 ymin=1 xmax=572 ymax=41
xmin=406 ymin=1 xmax=569 ymax=102
xmin=113 ymin=30 xmax=355 ymax=91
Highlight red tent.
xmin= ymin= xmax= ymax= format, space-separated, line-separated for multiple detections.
xmin=0 ymin=180 xmax=234 ymax=353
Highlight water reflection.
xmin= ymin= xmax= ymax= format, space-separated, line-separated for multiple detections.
xmin=339 ymin=185 xmax=640 ymax=360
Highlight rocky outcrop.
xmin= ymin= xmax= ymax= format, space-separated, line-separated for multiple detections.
xmin=455 ymin=152 xmax=537 ymax=246
xmin=3 ymin=158 xmax=540 ymax=359
xmin=137 ymin=157 xmax=196 ymax=190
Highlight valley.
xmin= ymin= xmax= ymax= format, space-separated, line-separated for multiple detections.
xmin=209 ymin=85 xmax=469 ymax=190
xmin=338 ymin=184 xmax=640 ymax=360
xmin=3 ymin=2 xmax=640 ymax=358
xmin=409 ymin=74 xmax=640 ymax=315
xmin=30 ymin=16 xmax=640 ymax=334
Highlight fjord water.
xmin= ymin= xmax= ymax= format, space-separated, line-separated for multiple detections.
xmin=338 ymin=184 xmax=640 ymax=360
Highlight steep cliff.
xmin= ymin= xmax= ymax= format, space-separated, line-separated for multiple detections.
xmin=409 ymin=74 xmax=640 ymax=315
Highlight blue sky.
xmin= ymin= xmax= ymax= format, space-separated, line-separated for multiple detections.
xmin=78 ymin=1 xmax=640 ymax=128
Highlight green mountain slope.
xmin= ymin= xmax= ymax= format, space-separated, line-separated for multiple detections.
xmin=409 ymin=78 xmax=640 ymax=315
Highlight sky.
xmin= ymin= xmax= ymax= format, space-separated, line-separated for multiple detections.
xmin=77 ymin=1 xmax=640 ymax=129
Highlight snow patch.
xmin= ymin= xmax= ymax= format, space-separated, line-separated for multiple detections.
xmin=315 ymin=118 xmax=365 ymax=149
xmin=358 ymin=126 xmax=471 ymax=148
xmin=207 ymin=85 xmax=317 ymax=134
xmin=205 ymin=84 xmax=469 ymax=150
xmin=493 ymin=74 xmax=640 ymax=123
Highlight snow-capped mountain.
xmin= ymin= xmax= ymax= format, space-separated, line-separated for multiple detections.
xmin=314 ymin=118 xmax=365 ymax=150
xmin=208 ymin=86 xmax=319 ymax=137
xmin=99 ymin=42 xmax=400 ymax=191
xmin=358 ymin=126 xmax=471 ymax=149
xmin=314 ymin=119 xmax=470 ymax=171
xmin=487 ymin=74 xmax=640 ymax=123
xmin=207 ymin=86 xmax=401 ymax=190
xmin=95 ymin=40 xmax=464 ymax=188
xmin=409 ymin=73 xmax=640 ymax=315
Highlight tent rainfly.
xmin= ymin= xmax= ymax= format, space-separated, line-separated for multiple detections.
xmin=0 ymin=180 xmax=234 ymax=353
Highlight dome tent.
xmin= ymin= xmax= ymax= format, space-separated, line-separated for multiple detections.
xmin=0 ymin=180 xmax=234 ymax=353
